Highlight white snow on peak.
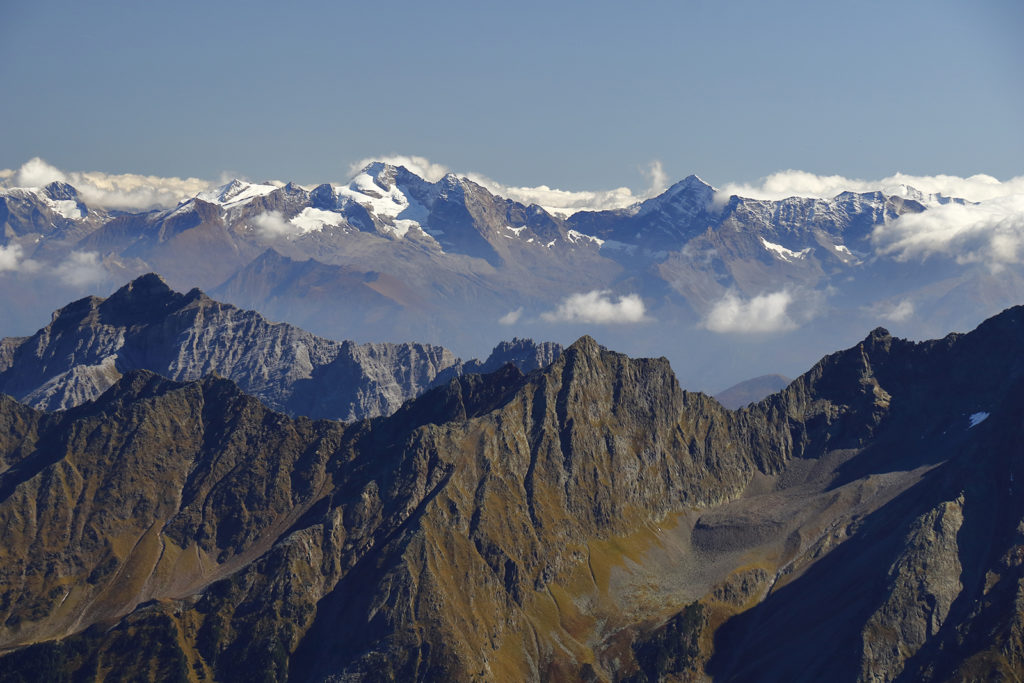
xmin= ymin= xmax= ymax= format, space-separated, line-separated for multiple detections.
xmin=882 ymin=183 xmax=963 ymax=208
xmin=1 ymin=187 xmax=85 ymax=220
xmin=968 ymin=411 xmax=990 ymax=428
xmin=835 ymin=244 xmax=852 ymax=255
xmin=198 ymin=179 xmax=277 ymax=207
xmin=566 ymin=229 xmax=605 ymax=247
xmin=761 ymin=237 xmax=812 ymax=261
xmin=290 ymin=207 xmax=346 ymax=234
xmin=334 ymin=172 xmax=432 ymax=239
xmin=505 ymin=225 xmax=527 ymax=236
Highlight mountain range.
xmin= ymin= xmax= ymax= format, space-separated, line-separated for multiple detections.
xmin=0 ymin=289 xmax=1021 ymax=680
xmin=3 ymin=164 xmax=1020 ymax=391
xmin=0 ymin=274 xmax=560 ymax=422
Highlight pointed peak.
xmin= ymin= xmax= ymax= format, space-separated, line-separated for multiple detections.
xmin=118 ymin=272 xmax=173 ymax=296
xmin=567 ymin=335 xmax=602 ymax=355
xmin=42 ymin=180 xmax=81 ymax=202
xmin=104 ymin=273 xmax=175 ymax=308
xmin=254 ymin=247 xmax=293 ymax=265
xmin=664 ymin=174 xmax=715 ymax=196
xmin=197 ymin=178 xmax=277 ymax=206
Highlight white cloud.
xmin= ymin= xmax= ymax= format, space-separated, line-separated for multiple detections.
xmin=0 ymin=244 xmax=40 ymax=273
xmin=701 ymin=288 xmax=822 ymax=334
xmin=252 ymin=211 xmax=296 ymax=239
xmin=1 ymin=158 xmax=213 ymax=210
xmin=16 ymin=157 xmax=67 ymax=187
xmin=641 ymin=160 xmax=668 ymax=197
xmin=718 ymin=170 xmax=1024 ymax=204
xmin=54 ymin=251 xmax=106 ymax=287
xmin=498 ymin=307 xmax=523 ymax=325
xmin=866 ymin=299 xmax=915 ymax=323
xmin=541 ymin=290 xmax=650 ymax=324
xmin=871 ymin=194 xmax=1024 ymax=269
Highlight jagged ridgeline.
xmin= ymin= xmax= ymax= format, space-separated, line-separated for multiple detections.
xmin=0 ymin=305 xmax=1022 ymax=681
xmin=0 ymin=274 xmax=561 ymax=422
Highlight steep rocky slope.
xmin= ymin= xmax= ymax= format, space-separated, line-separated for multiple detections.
xmin=0 ymin=307 xmax=1022 ymax=681
xmin=0 ymin=274 xmax=560 ymax=422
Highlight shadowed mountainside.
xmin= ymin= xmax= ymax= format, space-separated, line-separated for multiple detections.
xmin=0 ymin=307 xmax=1022 ymax=681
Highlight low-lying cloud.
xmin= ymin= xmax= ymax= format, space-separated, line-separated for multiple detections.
xmin=252 ymin=211 xmax=296 ymax=239
xmin=0 ymin=244 xmax=39 ymax=273
xmin=1 ymin=158 xmax=212 ymax=210
xmin=718 ymin=170 xmax=1024 ymax=204
xmin=865 ymin=299 xmax=915 ymax=324
xmin=54 ymin=251 xmax=106 ymax=287
xmin=498 ymin=307 xmax=523 ymax=325
xmin=701 ymin=287 xmax=827 ymax=334
xmin=541 ymin=290 xmax=650 ymax=324
xmin=872 ymin=194 xmax=1024 ymax=268
xmin=702 ymin=290 xmax=797 ymax=333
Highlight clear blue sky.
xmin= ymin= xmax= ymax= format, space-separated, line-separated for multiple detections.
xmin=2 ymin=0 xmax=1021 ymax=190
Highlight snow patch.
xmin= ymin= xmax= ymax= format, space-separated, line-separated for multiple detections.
xmin=968 ymin=412 xmax=989 ymax=428
xmin=761 ymin=238 xmax=812 ymax=262
xmin=290 ymin=207 xmax=346 ymax=234
xmin=566 ymin=229 xmax=605 ymax=247
xmin=198 ymin=180 xmax=277 ymax=207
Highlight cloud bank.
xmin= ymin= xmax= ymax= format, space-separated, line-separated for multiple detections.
xmin=719 ymin=170 xmax=1024 ymax=204
xmin=872 ymin=195 xmax=1024 ymax=268
xmin=541 ymin=290 xmax=650 ymax=324
xmin=1 ymin=158 xmax=213 ymax=210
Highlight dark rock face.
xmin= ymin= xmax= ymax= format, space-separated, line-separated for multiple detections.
xmin=0 ymin=306 xmax=1022 ymax=681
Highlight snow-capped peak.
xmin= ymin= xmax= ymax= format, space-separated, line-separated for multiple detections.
xmin=0 ymin=183 xmax=86 ymax=220
xmin=197 ymin=179 xmax=278 ymax=207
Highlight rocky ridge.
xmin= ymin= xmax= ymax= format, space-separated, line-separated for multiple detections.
xmin=0 ymin=274 xmax=561 ymax=421
xmin=0 ymin=305 xmax=1021 ymax=680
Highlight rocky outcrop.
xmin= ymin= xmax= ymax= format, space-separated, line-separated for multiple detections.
xmin=860 ymin=496 xmax=965 ymax=680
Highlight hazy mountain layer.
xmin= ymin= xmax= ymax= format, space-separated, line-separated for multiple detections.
xmin=3 ymin=163 xmax=1019 ymax=391
xmin=0 ymin=305 xmax=1021 ymax=680
xmin=0 ymin=274 xmax=560 ymax=422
